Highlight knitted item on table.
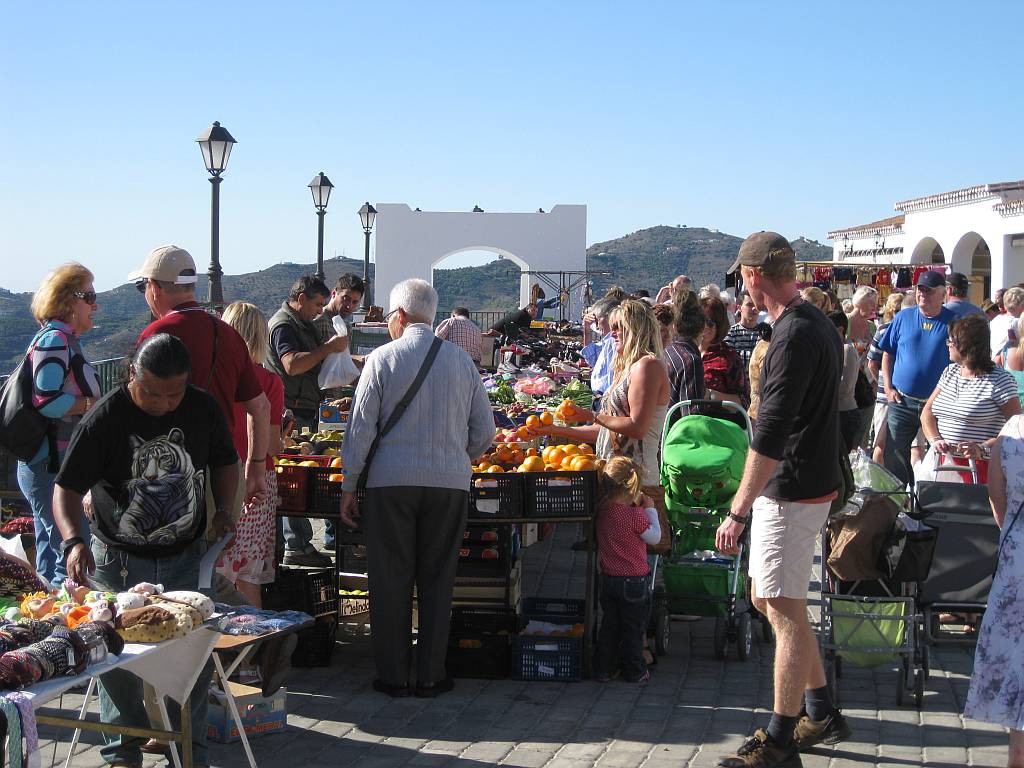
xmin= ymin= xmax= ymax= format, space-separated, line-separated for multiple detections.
xmin=76 ymin=620 xmax=124 ymax=657
xmin=5 ymin=625 xmax=38 ymax=649
xmin=16 ymin=620 xmax=55 ymax=644
xmin=0 ymin=648 xmax=41 ymax=690
xmin=27 ymin=625 xmax=88 ymax=677
xmin=6 ymin=691 xmax=38 ymax=768
xmin=0 ymin=555 xmax=47 ymax=600
xmin=0 ymin=695 xmax=22 ymax=767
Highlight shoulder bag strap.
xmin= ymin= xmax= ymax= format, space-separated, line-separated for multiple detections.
xmin=205 ymin=314 xmax=219 ymax=392
xmin=357 ymin=337 xmax=443 ymax=490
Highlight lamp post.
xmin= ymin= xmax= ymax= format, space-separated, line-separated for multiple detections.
xmin=308 ymin=172 xmax=334 ymax=280
xmin=358 ymin=202 xmax=377 ymax=309
xmin=196 ymin=121 xmax=237 ymax=309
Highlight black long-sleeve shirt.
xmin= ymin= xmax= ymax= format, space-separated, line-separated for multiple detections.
xmin=751 ymin=302 xmax=843 ymax=500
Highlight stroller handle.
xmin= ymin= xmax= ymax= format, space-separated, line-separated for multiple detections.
xmin=661 ymin=399 xmax=755 ymax=448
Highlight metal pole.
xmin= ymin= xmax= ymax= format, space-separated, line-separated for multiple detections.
xmin=361 ymin=228 xmax=372 ymax=309
xmin=315 ymin=209 xmax=326 ymax=280
xmin=207 ymin=175 xmax=224 ymax=309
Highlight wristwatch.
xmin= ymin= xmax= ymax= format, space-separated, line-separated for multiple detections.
xmin=727 ymin=512 xmax=748 ymax=524
xmin=61 ymin=536 xmax=86 ymax=554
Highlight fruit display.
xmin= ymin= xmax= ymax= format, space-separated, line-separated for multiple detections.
xmin=473 ymin=442 xmax=600 ymax=473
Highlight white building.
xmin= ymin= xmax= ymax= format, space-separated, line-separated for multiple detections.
xmin=828 ymin=181 xmax=1024 ymax=301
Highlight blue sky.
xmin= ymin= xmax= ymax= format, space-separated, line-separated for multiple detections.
xmin=2 ymin=1 xmax=1019 ymax=293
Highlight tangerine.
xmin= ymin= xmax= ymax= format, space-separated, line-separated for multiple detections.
xmin=521 ymin=456 xmax=545 ymax=472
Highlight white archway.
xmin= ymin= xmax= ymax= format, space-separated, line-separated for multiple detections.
xmin=373 ymin=204 xmax=587 ymax=317
xmin=952 ymin=231 xmax=992 ymax=300
xmin=910 ymin=236 xmax=945 ymax=264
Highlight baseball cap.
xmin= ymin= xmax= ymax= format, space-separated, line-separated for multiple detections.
xmin=915 ymin=270 xmax=945 ymax=289
xmin=127 ymin=246 xmax=198 ymax=285
xmin=947 ymin=272 xmax=969 ymax=291
xmin=728 ymin=231 xmax=795 ymax=274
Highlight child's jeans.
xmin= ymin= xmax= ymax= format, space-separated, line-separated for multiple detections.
xmin=595 ymin=573 xmax=649 ymax=681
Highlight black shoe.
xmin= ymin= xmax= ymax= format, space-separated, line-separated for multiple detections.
xmin=415 ymin=677 xmax=455 ymax=698
xmin=792 ymin=709 xmax=852 ymax=749
xmin=372 ymin=679 xmax=410 ymax=698
xmin=718 ymin=729 xmax=802 ymax=767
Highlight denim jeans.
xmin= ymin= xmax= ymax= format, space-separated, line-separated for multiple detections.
xmin=90 ymin=537 xmax=214 ymax=767
xmin=17 ymin=456 xmax=91 ymax=586
xmin=883 ymin=397 xmax=925 ymax=487
xmin=595 ymin=573 xmax=649 ymax=681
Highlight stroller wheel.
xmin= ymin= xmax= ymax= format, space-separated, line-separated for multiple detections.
xmin=654 ymin=605 xmax=671 ymax=656
xmin=713 ymin=616 xmax=729 ymax=660
xmin=736 ymin=613 xmax=753 ymax=661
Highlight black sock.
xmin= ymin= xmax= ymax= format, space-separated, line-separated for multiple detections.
xmin=766 ymin=713 xmax=798 ymax=746
xmin=804 ymin=684 xmax=834 ymax=722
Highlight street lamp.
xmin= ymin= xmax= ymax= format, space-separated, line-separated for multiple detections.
xmin=358 ymin=202 xmax=377 ymax=309
xmin=196 ymin=121 xmax=237 ymax=309
xmin=308 ymin=172 xmax=334 ymax=280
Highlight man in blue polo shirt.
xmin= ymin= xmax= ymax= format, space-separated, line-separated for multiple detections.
xmin=877 ymin=270 xmax=954 ymax=485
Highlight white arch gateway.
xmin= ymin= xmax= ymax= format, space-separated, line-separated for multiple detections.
xmin=373 ymin=204 xmax=587 ymax=314
xmin=829 ymin=181 xmax=1024 ymax=299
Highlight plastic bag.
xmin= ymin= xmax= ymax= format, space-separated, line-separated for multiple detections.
xmin=318 ymin=315 xmax=361 ymax=389
xmin=912 ymin=445 xmax=965 ymax=486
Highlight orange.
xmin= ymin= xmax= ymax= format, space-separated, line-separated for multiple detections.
xmin=539 ymin=411 xmax=554 ymax=426
xmin=526 ymin=447 xmax=538 ymax=457
xmin=561 ymin=445 xmax=580 ymax=457
xmin=546 ymin=447 xmax=566 ymax=467
xmin=328 ymin=473 xmax=345 ymax=483
xmin=545 ymin=464 xmax=560 ymax=471
xmin=510 ymin=449 xmax=525 ymax=465
xmin=486 ymin=465 xmax=505 ymax=473
xmin=330 ymin=457 xmax=343 ymax=468
xmin=522 ymin=455 xmax=545 ymax=472
xmin=525 ymin=414 xmax=541 ymax=430
xmin=571 ymin=457 xmax=596 ymax=471
xmin=494 ymin=447 xmax=513 ymax=464
xmin=516 ymin=426 xmax=532 ymax=440
xmin=477 ymin=460 xmax=492 ymax=471
xmin=578 ymin=444 xmax=594 ymax=455
xmin=560 ymin=455 xmax=577 ymax=469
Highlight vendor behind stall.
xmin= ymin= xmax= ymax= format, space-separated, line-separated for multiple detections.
xmin=485 ymin=303 xmax=538 ymax=340
xmin=52 ymin=333 xmax=238 ymax=768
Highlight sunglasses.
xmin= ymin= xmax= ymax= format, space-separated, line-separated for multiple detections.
xmin=74 ymin=290 xmax=97 ymax=304
xmin=135 ymin=279 xmax=149 ymax=293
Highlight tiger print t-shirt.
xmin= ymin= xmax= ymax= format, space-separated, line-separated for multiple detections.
xmin=57 ymin=384 xmax=238 ymax=557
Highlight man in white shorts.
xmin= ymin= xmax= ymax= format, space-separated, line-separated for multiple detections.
xmin=716 ymin=232 xmax=851 ymax=768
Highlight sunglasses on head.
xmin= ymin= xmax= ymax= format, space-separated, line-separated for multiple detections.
xmin=74 ymin=290 xmax=97 ymax=304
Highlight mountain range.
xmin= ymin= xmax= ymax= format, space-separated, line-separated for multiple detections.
xmin=0 ymin=226 xmax=832 ymax=372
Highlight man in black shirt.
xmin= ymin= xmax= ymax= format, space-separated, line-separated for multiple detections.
xmin=53 ymin=333 xmax=238 ymax=768
xmin=715 ymin=232 xmax=849 ymax=768
xmin=486 ymin=303 xmax=538 ymax=340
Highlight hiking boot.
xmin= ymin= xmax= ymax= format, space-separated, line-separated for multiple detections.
xmin=718 ymin=729 xmax=802 ymax=767
xmin=792 ymin=709 xmax=852 ymax=749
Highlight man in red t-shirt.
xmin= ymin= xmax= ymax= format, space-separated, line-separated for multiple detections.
xmin=130 ymin=246 xmax=271 ymax=502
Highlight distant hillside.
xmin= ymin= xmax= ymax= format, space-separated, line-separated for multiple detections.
xmin=2 ymin=228 xmax=831 ymax=372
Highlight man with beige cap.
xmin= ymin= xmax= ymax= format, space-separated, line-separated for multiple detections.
xmin=130 ymin=245 xmax=271 ymax=503
xmin=714 ymin=232 xmax=849 ymax=767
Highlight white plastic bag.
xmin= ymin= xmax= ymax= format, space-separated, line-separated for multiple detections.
xmin=913 ymin=445 xmax=965 ymax=486
xmin=318 ymin=315 xmax=361 ymax=388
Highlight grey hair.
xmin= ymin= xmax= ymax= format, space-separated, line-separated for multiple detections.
xmin=851 ymin=286 xmax=878 ymax=308
xmin=591 ymin=297 xmax=620 ymax=319
xmin=389 ymin=278 xmax=438 ymax=323
xmin=1003 ymin=287 xmax=1024 ymax=313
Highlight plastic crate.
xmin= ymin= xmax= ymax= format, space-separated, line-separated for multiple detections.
xmin=523 ymin=471 xmax=597 ymax=518
xmin=511 ymin=635 xmax=582 ymax=681
xmin=469 ymin=472 xmax=525 ymax=518
xmin=338 ymin=544 xmax=368 ymax=574
xmin=522 ymin=597 xmax=586 ymax=624
xmin=262 ymin=567 xmax=338 ymax=617
xmin=446 ymin=607 xmax=517 ymax=679
xmin=309 ymin=468 xmax=364 ymax=516
xmin=292 ymin=613 xmax=337 ymax=667
xmin=274 ymin=455 xmax=332 ymax=512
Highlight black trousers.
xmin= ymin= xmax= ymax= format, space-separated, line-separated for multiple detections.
xmin=363 ymin=485 xmax=468 ymax=686
xmin=595 ymin=573 xmax=649 ymax=680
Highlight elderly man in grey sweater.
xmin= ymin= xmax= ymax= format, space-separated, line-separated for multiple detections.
xmin=340 ymin=278 xmax=494 ymax=698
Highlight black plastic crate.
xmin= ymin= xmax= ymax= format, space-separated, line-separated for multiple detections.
xmin=446 ymin=607 xmax=517 ymax=679
xmin=522 ymin=597 xmax=586 ymax=625
xmin=338 ymin=544 xmax=368 ymax=574
xmin=262 ymin=567 xmax=338 ymax=617
xmin=523 ymin=471 xmax=597 ymax=518
xmin=309 ymin=468 xmax=366 ymax=515
xmin=469 ymin=472 xmax=525 ymax=518
xmin=455 ymin=537 xmax=511 ymax=578
xmin=511 ymin=635 xmax=582 ymax=681
xmin=292 ymin=613 xmax=337 ymax=667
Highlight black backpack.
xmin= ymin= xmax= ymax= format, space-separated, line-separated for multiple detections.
xmin=0 ymin=335 xmax=58 ymax=471
xmin=854 ymin=366 xmax=875 ymax=409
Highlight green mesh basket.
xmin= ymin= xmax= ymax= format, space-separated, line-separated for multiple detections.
xmin=830 ymin=597 xmax=907 ymax=668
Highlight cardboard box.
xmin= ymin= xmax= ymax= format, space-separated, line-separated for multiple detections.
xmin=338 ymin=572 xmax=370 ymax=619
xmin=207 ymin=682 xmax=286 ymax=743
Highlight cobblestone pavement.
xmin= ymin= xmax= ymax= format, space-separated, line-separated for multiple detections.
xmin=37 ymin=522 xmax=1007 ymax=767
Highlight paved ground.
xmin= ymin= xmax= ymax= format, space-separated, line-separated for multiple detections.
xmin=36 ymin=522 xmax=1008 ymax=768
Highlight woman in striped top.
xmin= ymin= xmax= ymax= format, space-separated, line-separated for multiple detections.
xmin=921 ymin=314 xmax=1021 ymax=471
